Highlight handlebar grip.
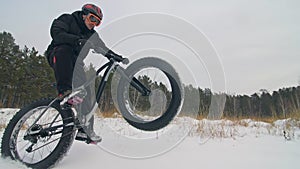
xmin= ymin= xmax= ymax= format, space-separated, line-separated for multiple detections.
xmin=122 ymin=58 xmax=129 ymax=65
xmin=93 ymin=48 xmax=129 ymax=64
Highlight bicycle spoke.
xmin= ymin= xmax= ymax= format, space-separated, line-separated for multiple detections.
xmin=18 ymin=141 xmax=31 ymax=152
xmin=30 ymin=130 xmax=74 ymax=153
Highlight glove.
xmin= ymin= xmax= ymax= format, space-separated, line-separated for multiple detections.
xmin=105 ymin=50 xmax=124 ymax=62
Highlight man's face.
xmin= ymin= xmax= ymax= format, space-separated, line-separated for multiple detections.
xmin=83 ymin=13 xmax=101 ymax=30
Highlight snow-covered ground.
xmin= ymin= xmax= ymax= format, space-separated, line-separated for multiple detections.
xmin=0 ymin=109 xmax=300 ymax=169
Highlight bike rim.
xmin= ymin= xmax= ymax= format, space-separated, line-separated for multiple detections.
xmin=10 ymin=106 xmax=64 ymax=165
xmin=122 ymin=67 xmax=173 ymax=122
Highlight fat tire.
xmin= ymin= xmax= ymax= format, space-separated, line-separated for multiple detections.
xmin=117 ymin=57 xmax=182 ymax=131
xmin=1 ymin=98 xmax=75 ymax=169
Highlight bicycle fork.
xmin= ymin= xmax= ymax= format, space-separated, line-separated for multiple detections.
xmin=115 ymin=66 xmax=151 ymax=96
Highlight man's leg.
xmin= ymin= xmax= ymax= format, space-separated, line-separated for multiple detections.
xmin=52 ymin=45 xmax=75 ymax=95
xmin=73 ymin=61 xmax=101 ymax=143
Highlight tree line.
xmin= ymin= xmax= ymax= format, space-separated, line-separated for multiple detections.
xmin=181 ymin=85 xmax=300 ymax=119
xmin=0 ymin=31 xmax=299 ymax=119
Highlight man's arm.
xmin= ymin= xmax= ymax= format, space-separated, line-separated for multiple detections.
xmin=50 ymin=14 xmax=80 ymax=46
xmin=89 ymin=33 xmax=110 ymax=55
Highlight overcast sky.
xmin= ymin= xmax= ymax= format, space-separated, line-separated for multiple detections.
xmin=1 ymin=0 xmax=299 ymax=95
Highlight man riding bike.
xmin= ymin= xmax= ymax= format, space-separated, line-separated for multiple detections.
xmin=46 ymin=3 xmax=123 ymax=144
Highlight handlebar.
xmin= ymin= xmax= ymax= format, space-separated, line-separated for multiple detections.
xmin=92 ymin=46 xmax=129 ymax=65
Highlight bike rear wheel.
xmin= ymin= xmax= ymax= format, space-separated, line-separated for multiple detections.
xmin=1 ymin=98 xmax=75 ymax=169
xmin=117 ymin=57 xmax=183 ymax=131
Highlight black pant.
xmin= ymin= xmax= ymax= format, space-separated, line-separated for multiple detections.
xmin=51 ymin=45 xmax=96 ymax=129
xmin=52 ymin=45 xmax=76 ymax=94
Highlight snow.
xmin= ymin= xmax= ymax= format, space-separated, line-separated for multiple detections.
xmin=53 ymin=135 xmax=300 ymax=169
xmin=0 ymin=109 xmax=299 ymax=169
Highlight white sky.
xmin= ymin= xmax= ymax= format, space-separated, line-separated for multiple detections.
xmin=1 ymin=0 xmax=299 ymax=95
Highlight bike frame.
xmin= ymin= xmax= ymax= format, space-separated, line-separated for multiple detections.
xmin=27 ymin=57 xmax=150 ymax=136
xmin=74 ymin=57 xmax=151 ymax=105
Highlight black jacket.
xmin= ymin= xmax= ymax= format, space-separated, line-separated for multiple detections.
xmin=46 ymin=11 xmax=109 ymax=60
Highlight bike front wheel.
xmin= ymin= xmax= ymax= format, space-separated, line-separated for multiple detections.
xmin=1 ymin=98 xmax=75 ymax=169
xmin=117 ymin=57 xmax=183 ymax=131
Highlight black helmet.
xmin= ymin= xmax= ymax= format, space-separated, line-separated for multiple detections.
xmin=82 ymin=4 xmax=103 ymax=20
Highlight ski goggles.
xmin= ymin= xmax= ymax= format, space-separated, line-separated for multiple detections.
xmin=87 ymin=13 xmax=102 ymax=26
